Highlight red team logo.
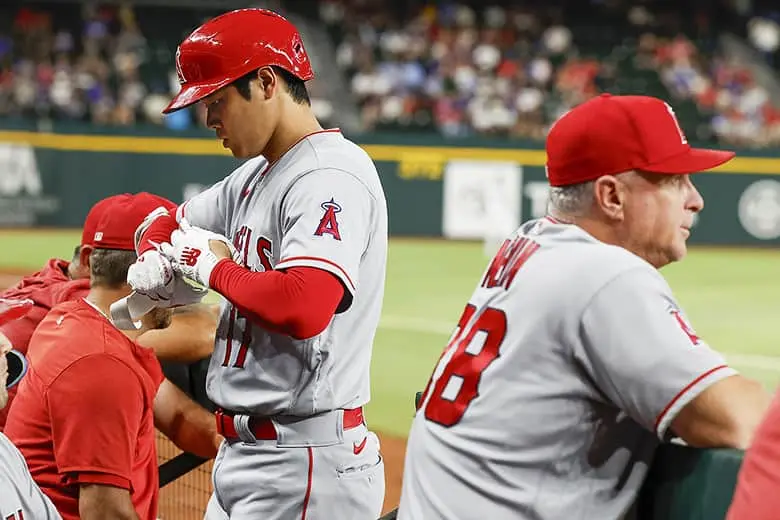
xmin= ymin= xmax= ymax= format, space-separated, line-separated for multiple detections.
xmin=180 ymin=247 xmax=202 ymax=266
xmin=174 ymin=47 xmax=186 ymax=84
xmin=314 ymin=198 xmax=342 ymax=240
xmin=669 ymin=307 xmax=701 ymax=345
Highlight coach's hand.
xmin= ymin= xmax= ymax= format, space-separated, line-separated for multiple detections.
xmin=160 ymin=219 xmax=238 ymax=289
xmin=127 ymin=248 xmax=176 ymax=300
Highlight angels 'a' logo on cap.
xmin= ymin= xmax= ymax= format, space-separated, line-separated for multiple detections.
xmin=175 ymin=47 xmax=186 ymax=84
xmin=663 ymin=102 xmax=688 ymax=145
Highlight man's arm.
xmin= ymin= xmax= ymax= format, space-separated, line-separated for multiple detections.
xmin=671 ymin=374 xmax=770 ymax=449
xmin=578 ymin=266 xmax=768 ymax=447
xmin=137 ymin=303 xmax=219 ymax=362
xmin=153 ymin=378 xmax=222 ymax=459
xmin=79 ymin=484 xmax=139 ymax=520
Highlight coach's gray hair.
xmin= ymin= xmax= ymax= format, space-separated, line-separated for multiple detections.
xmin=547 ymin=180 xmax=595 ymax=217
xmin=90 ymin=249 xmax=137 ymax=289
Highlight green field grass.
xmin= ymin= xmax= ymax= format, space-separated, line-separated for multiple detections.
xmin=2 ymin=231 xmax=779 ymax=438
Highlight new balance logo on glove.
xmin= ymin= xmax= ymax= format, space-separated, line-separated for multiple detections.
xmin=181 ymin=247 xmax=202 ymax=266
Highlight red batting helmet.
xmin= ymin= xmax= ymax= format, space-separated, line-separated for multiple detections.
xmin=163 ymin=8 xmax=314 ymax=114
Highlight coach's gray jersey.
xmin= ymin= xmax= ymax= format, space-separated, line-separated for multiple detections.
xmin=0 ymin=433 xmax=61 ymax=519
xmin=399 ymin=217 xmax=735 ymax=520
xmin=179 ymin=130 xmax=387 ymax=415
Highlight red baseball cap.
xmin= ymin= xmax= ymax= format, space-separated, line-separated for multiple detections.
xmin=92 ymin=192 xmax=177 ymax=251
xmin=81 ymin=194 xmax=130 ymax=248
xmin=544 ymin=94 xmax=736 ymax=187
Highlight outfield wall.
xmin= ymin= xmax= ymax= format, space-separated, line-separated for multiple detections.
xmin=2 ymin=120 xmax=780 ymax=245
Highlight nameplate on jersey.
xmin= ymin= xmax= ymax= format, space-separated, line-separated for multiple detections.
xmin=481 ymin=237 xmax=541 ymax=290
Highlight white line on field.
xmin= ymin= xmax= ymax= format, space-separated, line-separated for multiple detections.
xmin=380 ymin=315 xmax=454 ymax=335
xmin=379 ymin=315 xmax=780 ymax=372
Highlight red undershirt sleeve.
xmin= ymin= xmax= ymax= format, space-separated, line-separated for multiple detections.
xmin=47 ymin=354 xmax=145 ymax=491
xmin=137 ymin=210 xmax=179 ymax=254
xmin=209 ymin=263 xmax=344 ymax=340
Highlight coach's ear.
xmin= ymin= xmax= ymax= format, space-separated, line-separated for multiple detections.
xmin=79 ymin=245 xmax=94 ymax=273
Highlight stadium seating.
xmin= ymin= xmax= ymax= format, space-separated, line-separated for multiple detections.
xmin=1 ymin=1 xmax=776 ymax=147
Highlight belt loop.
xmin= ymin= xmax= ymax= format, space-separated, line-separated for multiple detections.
xmin=233 ymin=414 xmax=258 ymax=444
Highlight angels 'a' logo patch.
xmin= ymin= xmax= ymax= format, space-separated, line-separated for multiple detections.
xmin=668 ymin=305 xmax=701 ymax=346
xmin=314 ymin=198 xmax=342 ymax=240
xmin=174 ymin=47 xmax=186 ymax=84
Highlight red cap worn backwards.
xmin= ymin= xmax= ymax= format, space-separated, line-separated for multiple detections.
xmin=81 ymin=194 xmax=130 ymax=248
xmin=92 ymin=192 xmax=176 ymax=251
xmin=544 ymin=94 xmax=736 ymax=187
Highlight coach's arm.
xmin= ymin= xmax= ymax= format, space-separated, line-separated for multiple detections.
xmin=671 ymin=374 xmax=771 ymax=450
xmin=154 ymin=378 xmax=222 ymax=459
xmin=80 ymin=484 xmax=139 ymax=520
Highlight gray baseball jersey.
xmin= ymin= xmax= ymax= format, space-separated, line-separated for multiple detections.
xmin=178 ymin=129 xmax=388 ymax=415
xmin=0 ymin=433 xmax=62 ymax=519
xmin=399 ymin=217 xmax=735 ymax=520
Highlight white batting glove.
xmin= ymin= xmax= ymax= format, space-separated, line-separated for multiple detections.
xmin=159 ymin=219 xmax=238 ymax=289
xmin=110 ymin=275 xmax=208 ymax=330
xmin=127 ymin=248 xmax=176 ymax=300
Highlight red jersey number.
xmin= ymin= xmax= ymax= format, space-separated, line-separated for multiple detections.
xmin=420 ymin=304 xmax=507 ymax=427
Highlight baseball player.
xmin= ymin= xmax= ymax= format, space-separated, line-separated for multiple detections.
xmin=398 ymin=94 xmax=771 ymax=520
xmin=0 ymin=299 xmax=61 ymax=520
xmin=5 ymin=193 xmax=222 ymax=520
xmin=124 ymin=8 xmax=387 ymax=519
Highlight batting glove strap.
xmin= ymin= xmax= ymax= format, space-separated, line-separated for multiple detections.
xmin=161 ymin=219 xmax=238 ymax=290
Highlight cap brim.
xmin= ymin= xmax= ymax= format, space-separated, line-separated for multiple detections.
xmin=163 ymin=77 xmax=233 ymax=114
xmin=643 ymin=147 xmax=736 ymax=175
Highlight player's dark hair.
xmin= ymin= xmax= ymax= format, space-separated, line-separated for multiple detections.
xmin=233 ymin=66 xmax=310 ymax=106
xmin=89 ymin=249 xmax=137 ymax=289
xmin=72 ymin=245 xmax=81 ymax=263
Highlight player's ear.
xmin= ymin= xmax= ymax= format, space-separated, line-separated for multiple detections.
xmin=256 ymin=67 xmax=277 ymax=100
xmin=594 ymin=175 xmax=627 ymax=221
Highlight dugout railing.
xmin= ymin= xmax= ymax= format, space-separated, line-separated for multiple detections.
xmin=157 ymin=381 xmax=745 ymax=520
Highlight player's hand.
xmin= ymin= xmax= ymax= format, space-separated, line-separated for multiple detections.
xmin=160 ymin=219 xmax=238 ymax=289
xmin=127 ymin=248 xmax=176 ymax=300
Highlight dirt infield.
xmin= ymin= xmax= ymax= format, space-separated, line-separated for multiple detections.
xmin=0 ymin=269 xmax=408 ymax=517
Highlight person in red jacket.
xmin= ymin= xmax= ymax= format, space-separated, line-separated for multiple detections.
xmin=4 ymin=192 xmax=221 ymax=520
xmin=0 ymin=195 xmax=111 ymax=356
xmin=0 ymin=196 xmax=110 ymax=431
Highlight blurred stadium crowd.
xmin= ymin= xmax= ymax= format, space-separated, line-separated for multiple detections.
xmin=1 ymin=0 xmax=780 ymax=148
